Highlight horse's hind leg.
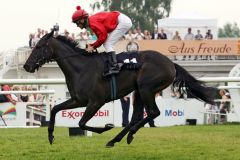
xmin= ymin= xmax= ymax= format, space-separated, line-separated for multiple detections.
xmin=106 ymin=123 xmax=133 ymax=147
xmin=127 ymin=89 xmax=160 ymax=144
xmin=48 ymin=99 xmax=79 ymax=144
xmin=78 ymin=101 xmax=114 ymax=134
xmin=106 ymin=97 xmax=144 ymax=147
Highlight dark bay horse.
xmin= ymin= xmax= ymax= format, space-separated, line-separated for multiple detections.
xmin=24 ymin=30 xmax=216 ymax=147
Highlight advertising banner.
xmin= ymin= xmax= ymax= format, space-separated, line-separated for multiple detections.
xmin=55 ymin=98 xmax=205 ymax=127
xmin=137 ymin=40 xmax=240 ymax=55
xmin=0 ymin=102 xmax=26 ymax=126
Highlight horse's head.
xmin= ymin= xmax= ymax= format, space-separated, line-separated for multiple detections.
xmin=24 ymin=30 xmax=55 ymax=73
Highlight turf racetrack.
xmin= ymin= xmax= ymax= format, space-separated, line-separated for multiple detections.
xmin=0 ymin=125 xmax=240 ymax=160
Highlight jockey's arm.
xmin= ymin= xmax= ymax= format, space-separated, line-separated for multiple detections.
xmin=89 ymin=22 xmax=108 ymax=49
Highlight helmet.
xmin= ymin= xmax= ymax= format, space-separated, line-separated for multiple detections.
xmin=72 ymin=6 xmax=89 ymax=22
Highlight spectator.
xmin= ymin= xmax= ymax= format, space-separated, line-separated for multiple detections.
xmin=143 ymin=30 xmax=152 ymax=40
xmin=205 ymin=29 xmax=213 ymax=39
xmin=184 ymin=28 xmax=195 ymax=40
xmin=11 ymin=85 xmax=20 ymax=102
xmin=151 ymin=28 xmax=161 ymax=39
xmin=31 ymin=86 xmax=44 ymax=102
xmin=29 ymin=33 xmax=35 ymax=49
xmin=205 ymin=29 xmax=213 ymax=60
xmin=0 ymin=85 xmax=8 ymax=103
xmin=204 ymin=103 xmax=218 ymax=124
xmin=37 ymin=28 xmax=42 ymax=38
xmin=27 ymin=86 xmax=35 ymax=102
xmin=78 ymin=31 xmax=89 ymax=48
xmin=159 ymin=28 xmax=167 ymax=39
xmin=64 ymin=30 xmax=72 ymax=40
xmin=20 ymin=86 xmax=29 ymax=102
xmin=135 ymin=28 xmax=144 ymax=40
xmin=183 ymin=28 xmax=195 ymax=60
xmin=195 ymin=30 xmax=203 ymax=40
xmin=125 ymin=30 xmax=136 ymax=41
xmin=41 ymin=29 xmax=45 ymax=37
xmin=194 ymin=30 xmax=203 ymax=60
xmin=219 ymin=89 xmax=230 ymax=123
xmin=32 ymin=34 xmax=40 ymax=48
xmin=172 ymin=31 xmax=181 ymax=40
xmin=172 ymin=31 xmax=181 ymax=60
xmin=2 ymin=84 xmax=17 ymax=105
xmin=120 ymin=94 xmax=130 ymax=127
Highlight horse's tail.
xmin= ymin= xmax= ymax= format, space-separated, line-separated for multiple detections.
xmin=172 ymin=63 xmax=217 ymax=104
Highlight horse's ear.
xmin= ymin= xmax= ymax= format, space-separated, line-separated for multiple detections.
xmin=49 ymin=30 xmax=54 ymax=37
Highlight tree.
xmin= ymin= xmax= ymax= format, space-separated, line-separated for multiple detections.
xmin=89 ymin=0 xmax=172 ymax=32
xmin=218 ymin=22 xmax=240 ymax=38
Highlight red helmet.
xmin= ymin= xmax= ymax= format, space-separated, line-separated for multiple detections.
xmin=72 ymin=6 xmax=89 ymax=22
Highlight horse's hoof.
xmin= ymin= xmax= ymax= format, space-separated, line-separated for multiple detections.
xmin=106 ymin=141 xmax=114 ymax=148
xmin=48 ymin=135 xmax=55 ymax=145
xmin=127 ymin=133 xmax=134 ymax=144
xmin=105 ymin=123 xmax=115 ymax=129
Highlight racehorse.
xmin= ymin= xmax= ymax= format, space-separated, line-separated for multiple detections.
xmin=24 ymin=30 xmax=216 ymax=147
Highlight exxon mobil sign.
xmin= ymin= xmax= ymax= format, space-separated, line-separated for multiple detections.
xmin=165 ymin=109 xmax=184 ymax=117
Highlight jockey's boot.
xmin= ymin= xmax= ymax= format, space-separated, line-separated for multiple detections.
xmin=103 ymin=51 xmax=120 ymax=76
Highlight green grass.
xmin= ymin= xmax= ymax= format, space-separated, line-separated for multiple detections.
xmin=0 ymin=125 xmax=240 ymax=160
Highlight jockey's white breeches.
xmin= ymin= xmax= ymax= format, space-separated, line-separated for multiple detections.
xmin=103 ymin=13 xmax=132 ymax=52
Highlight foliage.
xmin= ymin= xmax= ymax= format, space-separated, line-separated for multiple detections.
xmin=218 ymin=22 xmax=240 ymax=38
xmin=1 ymin=125 xmax=240 ymax=160
xmin=89 ymin=0 xmax=172 ymax=32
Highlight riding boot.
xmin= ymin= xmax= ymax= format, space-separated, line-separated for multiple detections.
xmin=103 ymin=51 xmax=120 ymax=76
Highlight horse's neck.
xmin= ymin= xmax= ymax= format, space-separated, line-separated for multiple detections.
xmin=58 ymin=53 xmax=86 ymax=74
xmin=52 ymin=45 xmax=87 ymax=77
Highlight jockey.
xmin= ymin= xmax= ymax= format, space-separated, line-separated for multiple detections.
xmin=72 ymin=6 xmax=132 ymax=76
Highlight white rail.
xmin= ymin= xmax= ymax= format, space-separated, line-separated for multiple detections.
xmin=0 ymin=90 xmax=55 ymax=94
xmin=199 ymin=77 xmax=240 ymax=82
xmin=0 ymin=79 xmax=65 ymax=84
xmin=218 ymin=86 xmax=240 ymax=89
xmin=0 ymin=77 xmax=239 ymax=85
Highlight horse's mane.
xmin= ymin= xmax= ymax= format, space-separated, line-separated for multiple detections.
xmin=55 ymin=35 xmax=79 ymax=49
xmin=55 ymin=35 xmax=104 ymax=56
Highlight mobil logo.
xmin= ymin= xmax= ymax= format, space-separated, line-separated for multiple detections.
xmin=165 ymin=109 xmax=184 ymax=117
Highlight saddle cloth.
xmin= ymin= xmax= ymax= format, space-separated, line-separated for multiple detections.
xmin=104 ymin=51 xmax=142 ymax=73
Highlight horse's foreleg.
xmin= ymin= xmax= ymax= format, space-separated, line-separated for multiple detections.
xmin=79 ymin=102 xmax=114 ymax=134
xmin=48 ymin=99 xmax=78 ymax=144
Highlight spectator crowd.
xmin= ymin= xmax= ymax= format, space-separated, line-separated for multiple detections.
xmin=29 ymin=26 xmax=213 ymax=47
xmin=0 ymin=84 xmax=45 ymax=105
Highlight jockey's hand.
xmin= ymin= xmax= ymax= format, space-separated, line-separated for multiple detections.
xmin=86 ymin=45 xmax=94 ymax=53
